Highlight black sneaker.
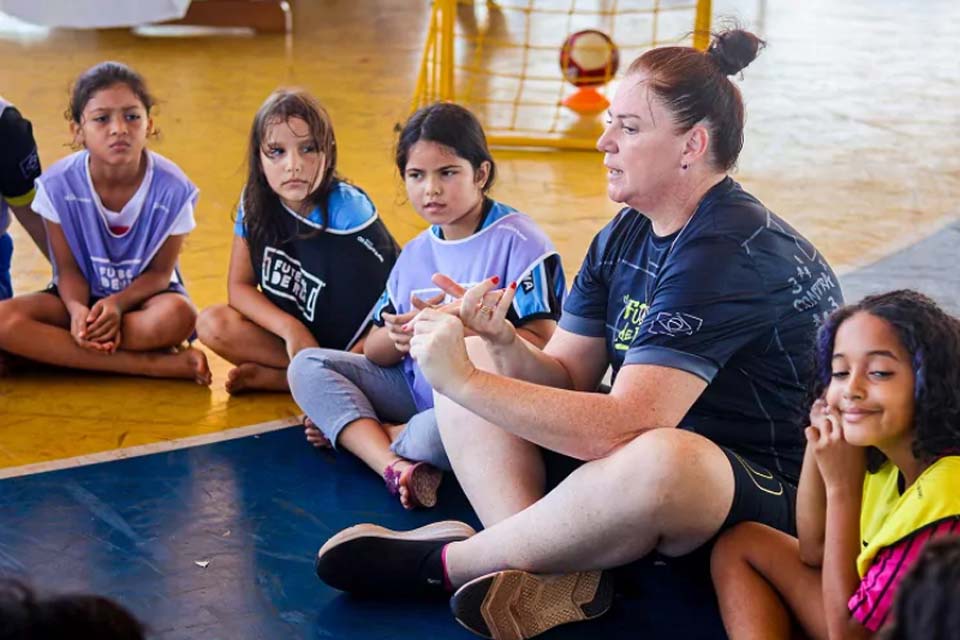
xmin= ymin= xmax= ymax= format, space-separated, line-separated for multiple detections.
xmin=450 ymin=569 xmax=614 ymax=639
xmin=315 ymin=520 xmax=476 ymax=597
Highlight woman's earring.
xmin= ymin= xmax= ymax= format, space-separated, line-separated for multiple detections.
xmin=681 ymin=163 xmax=688 ymax=170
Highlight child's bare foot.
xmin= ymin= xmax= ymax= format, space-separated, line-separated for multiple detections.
xmin=384 ymin=459 xmax=443 ymax=510
xmin=225 ymin=362 xmax=288 ymax=394
xmin=149 ymin=347 xmax=211 ymax=384
xmin=181 ymin=347 xmax=212 ymax=385
xmin=303 ymin=416 xmax=332 ymax=449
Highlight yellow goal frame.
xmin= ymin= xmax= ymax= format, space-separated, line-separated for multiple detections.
xmin=410 ymin=0 xmax=713 ymax=150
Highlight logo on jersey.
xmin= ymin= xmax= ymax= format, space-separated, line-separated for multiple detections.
xmin=357 ymin=235 xmax=385 ymax=263
xmin=613 ymin=295 xmax=649 ymax=351
xmin=648 ymin=311 xmax=703 ymax=337
xmin=19 ymin=149 xmax=40 ymax=181
xmin=261 ymin=247 xmax=326 ymax=321
xmin=519 ymin=272 xmax=536 ymax=294
xmin=91 ymin=257 xmax=141 ymax=293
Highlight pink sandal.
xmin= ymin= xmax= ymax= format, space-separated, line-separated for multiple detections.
xmin=383 ymin=460 xmax=443 ymax=509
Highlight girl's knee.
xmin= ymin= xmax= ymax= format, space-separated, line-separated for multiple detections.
xmin=711 ymin=524 xmax=750 ymax=578
xmin=165 ymin=296 xmax=199 ymax=343
xmin=288 ymin=348 xmax=339 ymax=392
xmin=710 ymin=522 xmax=772 ymax=577
xmin=0 ymin=299 xmax=47 ymax=347
xmin=0 ymin=303 xmax=21 ymax=345
xmin=196 ymin=304 xmax=231 ymax=345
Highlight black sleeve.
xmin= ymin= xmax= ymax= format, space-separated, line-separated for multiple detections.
xmin=0 ymin=106 xmax=42 ymax=200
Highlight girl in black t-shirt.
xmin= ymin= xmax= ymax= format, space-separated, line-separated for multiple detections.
xmin=196 ymin=88 xmax=398 ymax=394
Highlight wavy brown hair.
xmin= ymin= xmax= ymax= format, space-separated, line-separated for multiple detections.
xmin=240 ymin=88 xmax=340 ymax=260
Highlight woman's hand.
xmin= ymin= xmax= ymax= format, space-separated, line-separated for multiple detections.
xmin=806 ymin=399 xmax=865 ymax=490
xmin=432 ymin=273 xmax=517 ymax=346
xmin=408 ymin=308 xmax=476 ymax=396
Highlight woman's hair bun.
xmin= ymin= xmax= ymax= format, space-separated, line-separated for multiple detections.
xmin=707 ymin=29 xmax=765 ymax=76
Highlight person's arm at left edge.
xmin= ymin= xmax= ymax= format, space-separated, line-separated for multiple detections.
xmin=0 ymin=105 xmax=48 ymax=259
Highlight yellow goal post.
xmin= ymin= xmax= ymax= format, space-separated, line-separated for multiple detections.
xmin=410 ymin=0 xmax=713 ymax=150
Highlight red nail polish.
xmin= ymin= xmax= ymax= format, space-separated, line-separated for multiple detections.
xmin=491 ymin=276 xmax=500 ymax=285
xmin=510 ymin=281 xmax=517 ymax=290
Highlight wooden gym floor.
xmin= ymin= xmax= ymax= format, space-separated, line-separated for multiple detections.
xmin=1 ymin=0 xmax=958 ymax=470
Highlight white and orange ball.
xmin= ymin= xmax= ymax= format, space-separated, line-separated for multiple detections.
xmin=559 ymin=29 xmax=620 ymax=87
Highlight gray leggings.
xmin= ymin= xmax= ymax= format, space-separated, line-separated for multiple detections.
xmin=287 ymin=348 xmax=450 ymax=470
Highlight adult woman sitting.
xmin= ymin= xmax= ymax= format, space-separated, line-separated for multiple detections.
xmin=314 ymin=28 xmax=843 ymax=640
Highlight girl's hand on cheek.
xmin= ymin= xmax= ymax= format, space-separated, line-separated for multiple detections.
xmin=806 ymin=401 xmax=865 ymax=490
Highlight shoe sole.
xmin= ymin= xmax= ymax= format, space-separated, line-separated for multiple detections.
xmin=407 ymin=463 xmax=443 ymax=508
xmin=317 ymin=520 xmax=477 ymax=561
xmin=451 ymin=570 xmax=613 ymax=640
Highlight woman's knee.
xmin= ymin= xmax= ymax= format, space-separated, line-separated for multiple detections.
xmin=608 ymin=429 xmax=729 ymax=521
xmin=616 ymin=428 xmax=689 ymax=483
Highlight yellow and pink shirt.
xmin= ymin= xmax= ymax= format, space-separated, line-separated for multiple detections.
xmin=848 ymin=456 xmax=960 ymax=631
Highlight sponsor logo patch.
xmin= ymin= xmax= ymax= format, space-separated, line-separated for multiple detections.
xmin=648 ymin=311 xmax=703 ymax=337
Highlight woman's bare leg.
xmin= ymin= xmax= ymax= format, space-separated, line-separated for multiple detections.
xmin=437 ymin=337 xmax=547 ymax=527
xmin=443 ymin=428 xmax=735 ymax=586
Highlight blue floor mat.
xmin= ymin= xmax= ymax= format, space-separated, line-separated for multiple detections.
xmin=0 ymin=426 xmax=725 ymax=639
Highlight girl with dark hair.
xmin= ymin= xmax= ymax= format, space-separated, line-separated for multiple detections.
xmin=0 ymin=61 xmax=210 ymax=384
xmin=289 ymin=102 xmax=565 ymax=509
xmin=711 ymin=290 xmax=960 ymax=639
xmin=313 ymin=29 xmax=844 ymax=639
xmin=196 ymin=88 xmax=399 ymax=394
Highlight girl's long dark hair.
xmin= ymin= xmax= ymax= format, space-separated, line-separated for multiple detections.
xmin=809 ymin=290 xmax=960 ymax=470
xmin=241 ymin=88 xmax=340 ymax=261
